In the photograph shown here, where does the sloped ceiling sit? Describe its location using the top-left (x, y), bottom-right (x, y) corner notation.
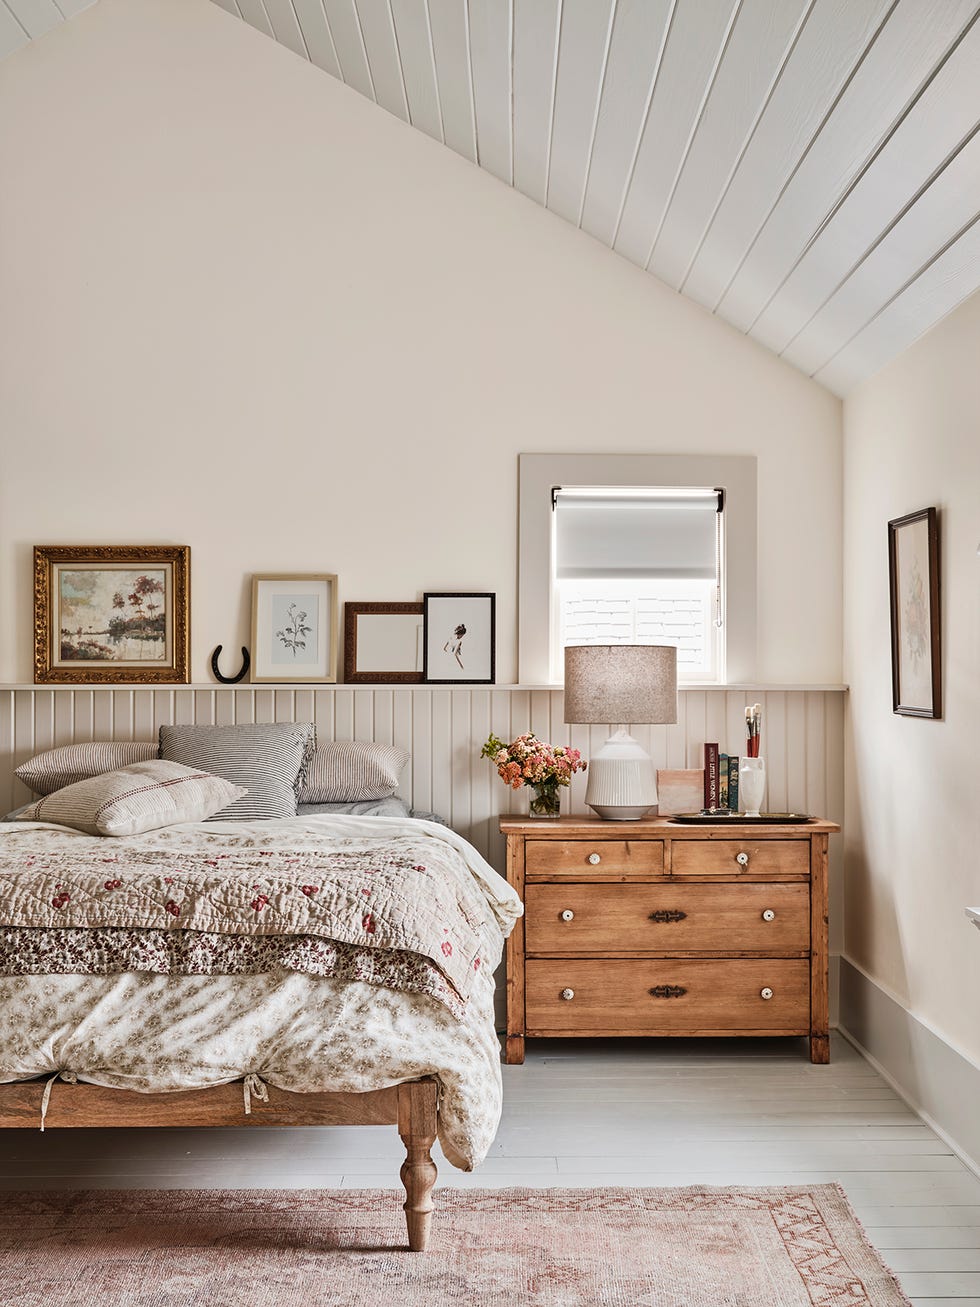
top-left (0, 0), bottom-right (96, 57)
top-left (209, 0), bottom-right (980, 396)
top-left (4, 0), bottom-right (976, 395)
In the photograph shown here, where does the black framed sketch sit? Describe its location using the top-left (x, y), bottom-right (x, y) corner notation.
top-left (423, 593), bottom-right (495, 684)
top-left (888, 507), bottom-right (941, 718)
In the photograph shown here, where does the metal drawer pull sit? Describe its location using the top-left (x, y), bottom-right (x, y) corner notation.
top-left (736, 852), bottom-right (749, 867)
top-left (560, 909), bottom-right (575, 922)
top-left (649, 909), bottom-right (687, 923)
top-left (587, 852), bottom-right (602, 865)
top-left (762, 909), bottom-right (775, 922)
top-left (760, 987), bottom-right (774, 1000)
top-left (649, 985), bottom-right (687, 999)
top-left (560, 988), bottom-right (575, 1001)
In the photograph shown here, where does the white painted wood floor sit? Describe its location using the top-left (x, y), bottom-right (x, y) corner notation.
top-left (2, 1033), bottom-right (978, 1306)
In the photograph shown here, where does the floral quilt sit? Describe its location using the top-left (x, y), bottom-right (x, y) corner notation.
top-left (0, 815), bottom-right (523, 1168)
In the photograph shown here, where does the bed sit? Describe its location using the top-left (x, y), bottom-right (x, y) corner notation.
top-left (0, 803), bottom-right (522, 1251)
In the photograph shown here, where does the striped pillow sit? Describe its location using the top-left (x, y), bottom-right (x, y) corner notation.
top-left (15, 742), bottom-right (159, 796)
top-left (15, 761), bottom-right (246, 837)
top-left (159, 723), bottom-right (316, 820)
top-left (299, 741), bottom-right (409, 804)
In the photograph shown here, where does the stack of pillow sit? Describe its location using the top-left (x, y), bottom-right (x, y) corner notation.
top-left (11, 727), bottom-right (411, 838)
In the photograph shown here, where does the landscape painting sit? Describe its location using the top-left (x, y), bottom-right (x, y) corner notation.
top-left (59, 568), bottom-right (169, 663)
top-left (34, 546), bottom-right (190, 684)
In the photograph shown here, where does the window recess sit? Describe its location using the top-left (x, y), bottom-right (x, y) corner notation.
top-left (551, 487), bottom-right (725, 684)
top-left (518, 454), bottom-right (756, 686)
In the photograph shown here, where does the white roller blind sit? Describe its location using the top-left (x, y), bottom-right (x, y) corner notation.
top-left (554, 489), bottom-right (721, 580)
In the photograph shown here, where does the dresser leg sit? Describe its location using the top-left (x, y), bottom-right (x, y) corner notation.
top-left (809, 1034), bottom-right (830, 1064)
top-left (505, 1034), bottom-right (525, 1065)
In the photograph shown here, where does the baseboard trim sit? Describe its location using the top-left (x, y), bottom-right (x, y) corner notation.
top-left (837, 956), bottom-right (980, 1180)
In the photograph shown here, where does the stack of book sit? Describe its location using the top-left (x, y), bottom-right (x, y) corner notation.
top-left (703, 743), bottom-right (739, 811)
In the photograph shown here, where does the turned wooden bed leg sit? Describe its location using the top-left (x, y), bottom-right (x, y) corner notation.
top-left (397, 1079), bottom-right (438, 1252)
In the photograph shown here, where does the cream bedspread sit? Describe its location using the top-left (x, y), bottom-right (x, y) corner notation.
top-left (0, 816), bottom-right (522, 1169)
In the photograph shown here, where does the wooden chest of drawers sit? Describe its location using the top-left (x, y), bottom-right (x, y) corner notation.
top-left (501, 815), bottom-right (838, 1065)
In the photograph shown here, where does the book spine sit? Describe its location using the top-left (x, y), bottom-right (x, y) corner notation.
top-left (728, 755), bottom-right (740, 811)
top-left (719, 753), bottom-right (729, 808)
top-left (703, 743), bottom-right (719, 809)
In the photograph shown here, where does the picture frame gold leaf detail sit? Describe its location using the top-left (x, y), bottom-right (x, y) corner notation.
top-left (34, 545), bottom-right (190, 684)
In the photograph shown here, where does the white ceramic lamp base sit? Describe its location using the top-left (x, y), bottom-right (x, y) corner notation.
top-left (585, 729), bottom-right (657, 821)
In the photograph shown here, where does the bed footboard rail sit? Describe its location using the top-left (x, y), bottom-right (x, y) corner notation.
top-left (0, 1076), bottom-right (439, 1251)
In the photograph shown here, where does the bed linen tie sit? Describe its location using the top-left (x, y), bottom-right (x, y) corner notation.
top-left (242, 1073), bottom-right (269, 1116)
top-left (39, 1070), bottom-right (77, 1132)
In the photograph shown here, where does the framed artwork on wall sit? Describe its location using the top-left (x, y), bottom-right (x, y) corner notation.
top-left (423, 592), bottom-right (495, 684)
top-left (250, 574), bottom-right (338, 683)
top-left (343, 602), bottom-right (424, 683)
top-left (888, 507), bottom-right (941, 718)
top-left (34, 545), bottom-right (190, 684)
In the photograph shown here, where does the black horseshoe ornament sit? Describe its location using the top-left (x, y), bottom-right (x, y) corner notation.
top-left (210, 645), bottom-right (250, 684)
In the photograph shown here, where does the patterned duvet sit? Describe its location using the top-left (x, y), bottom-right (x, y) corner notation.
top-left (0, 814), bottom-right (523, 1169)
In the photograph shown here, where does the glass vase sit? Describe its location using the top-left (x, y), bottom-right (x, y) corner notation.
top-left (528, 782), bottom-right (561, 819)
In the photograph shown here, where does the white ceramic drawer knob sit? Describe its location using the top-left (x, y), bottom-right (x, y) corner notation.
top-left (560, 909), bottom-right (575, 922)
top-left (736, 852), bottom-right (749, 867)
top-left (762, 909), bottom-right (775, 922)
top-left (760, 987), bottom-right (774, 1000)
top-left (560, 988), bottom-right (575, 1001)
top-left (587, 852), bottom-right (601, 865)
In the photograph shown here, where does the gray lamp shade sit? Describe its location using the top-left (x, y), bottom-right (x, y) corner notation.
top-left (563, 645), bottom-right (678, 726)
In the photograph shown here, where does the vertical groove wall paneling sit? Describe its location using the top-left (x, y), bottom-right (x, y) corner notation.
top-left (0, 688), bottom-right (843, 892)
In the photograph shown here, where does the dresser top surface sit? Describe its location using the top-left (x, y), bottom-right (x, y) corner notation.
top-left (499, 814), bottom-right (840, 836)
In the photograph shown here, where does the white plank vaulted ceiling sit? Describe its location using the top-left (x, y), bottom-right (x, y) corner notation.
top-left (4, 1), bottom-right (979, 393)
top-left (204, 0), bottom-right (980, 395)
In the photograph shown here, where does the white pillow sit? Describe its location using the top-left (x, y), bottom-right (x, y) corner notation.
top-left (14, 760), bottom-right (247, 837)
top-left (300, 741), bottom-right (409, 803)
top-left (15, 742), bottom-right (159, 795)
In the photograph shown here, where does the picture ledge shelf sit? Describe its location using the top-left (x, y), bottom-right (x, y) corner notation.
top-left (0, 683), bottom-right (849, 693)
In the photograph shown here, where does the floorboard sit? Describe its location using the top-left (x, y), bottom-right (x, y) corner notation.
top-left (2, 1033), bottom-right (978, 1302)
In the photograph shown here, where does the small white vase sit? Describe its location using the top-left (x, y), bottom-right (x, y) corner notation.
top-left (739, 756), bottom-right (766, 817)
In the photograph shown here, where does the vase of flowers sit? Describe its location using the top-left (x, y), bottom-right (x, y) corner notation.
top-left (480, 732), bottom-right (586, 819)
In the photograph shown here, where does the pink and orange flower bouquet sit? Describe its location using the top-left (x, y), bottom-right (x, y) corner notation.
top-left (480, 731), bottom-right (586, 818)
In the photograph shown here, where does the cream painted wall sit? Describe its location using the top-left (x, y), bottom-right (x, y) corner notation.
top-left (843, 289), bottom-right (980, 1064)
top-left (0, 0), bottom-right (842, 685)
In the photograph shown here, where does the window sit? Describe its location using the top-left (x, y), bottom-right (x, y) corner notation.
top-left (551, 487), bottom-right (724, 683)
top-left (518, 454), bottom-right (757, 685)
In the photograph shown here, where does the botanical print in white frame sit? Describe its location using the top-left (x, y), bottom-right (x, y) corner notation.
top-left (250, 574), bottom-right (338, 683)
top-left (423, 593), bottom-right (495, 684)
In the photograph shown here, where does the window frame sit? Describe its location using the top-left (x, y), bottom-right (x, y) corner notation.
top-left (518, 453), bottom-right (758, 685)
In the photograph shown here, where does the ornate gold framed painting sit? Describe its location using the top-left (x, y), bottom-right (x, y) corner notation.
top-left (34, 545), bottom-right (190, 684)
top-left (888, 507), bottom-right (941, 718)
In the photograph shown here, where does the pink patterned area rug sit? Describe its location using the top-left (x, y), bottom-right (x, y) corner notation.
top-left (0, 1186), bottom-right (910, 1307)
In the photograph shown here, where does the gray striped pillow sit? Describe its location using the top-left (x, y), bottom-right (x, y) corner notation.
top-left (299, 741), bottom-right (409, 804)
top-left (159, 723), bottom-right (316, 820)
top-left (15, 742), bottom-right (159, 796)
top-left (15, 760), bottom-right (246, 836)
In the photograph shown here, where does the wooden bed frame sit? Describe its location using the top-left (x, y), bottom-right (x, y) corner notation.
top-left (0, 1075), bottom-right (440, 1252)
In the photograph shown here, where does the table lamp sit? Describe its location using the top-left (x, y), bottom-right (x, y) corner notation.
top-left (563, 644), bottom-right (678, 820)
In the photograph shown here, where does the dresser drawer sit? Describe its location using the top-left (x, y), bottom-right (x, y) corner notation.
top-left (526, 958), bottom-right (810, 1033)
top-left (525, 882), bottom-right (810, 954)
top-left (670, 839), bottom-right (809, 878)
top-left (525, 839), bottom-right (664, 880)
